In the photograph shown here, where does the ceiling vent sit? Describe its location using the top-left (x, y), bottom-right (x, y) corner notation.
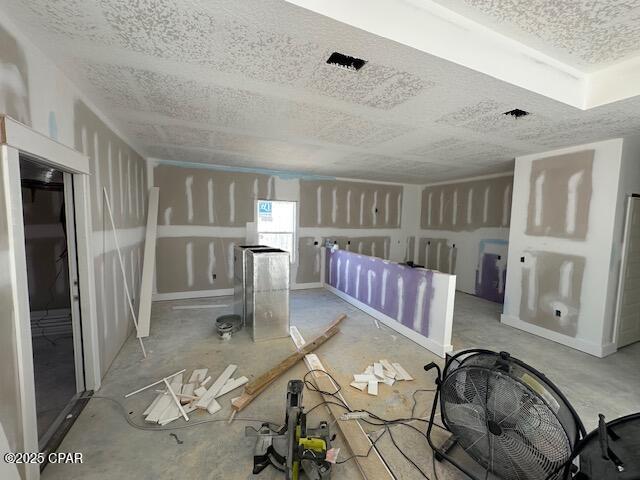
top-left (326, 52), bottom-right (367, 71)
top-left (503, 108), bottom-right (530, 118)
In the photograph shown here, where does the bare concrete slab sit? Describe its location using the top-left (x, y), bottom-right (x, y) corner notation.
top-left (42, 290), bottom-right (640, 480)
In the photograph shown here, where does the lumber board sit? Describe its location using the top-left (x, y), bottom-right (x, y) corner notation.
top-left (137, 186), bottom-right (159, 338)
top-left (391, 363), bottom-right (413, 381)
top-left (244, 314), bottom-right (346, 395)
top-left (188, 368), bottom-right (208, 384)
top-left (215, 376), bottom-right (248, 398)
top-left (145, 395), bottom-right (172, 423)
top-left (103, 188), bottom-right (146, 357)
top-left (124, 369), bottom-right (186, 398)
top-left (196, 365), bottom-right (237, 410)
top-left (143, 393), bottom-right (165, 416)
top-left (304, 354), bottom-right (394, 480)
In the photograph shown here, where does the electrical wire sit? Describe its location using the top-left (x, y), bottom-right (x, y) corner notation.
top-left (85, 370), bottom-right (447, 479)
top-left (301, 369), bottom-right (449, 479)
top-left (83, 395), bottom-right (280, 432)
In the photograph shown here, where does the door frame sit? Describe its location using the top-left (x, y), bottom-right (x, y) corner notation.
top-left (613, 194), bottom-right (640, 347)
top-left (1, 115), bottom-right (99, 480)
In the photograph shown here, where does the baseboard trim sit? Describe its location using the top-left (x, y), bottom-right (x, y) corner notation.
top-left (500, 314), bottom-right (616, 358)
top-left (153, 289), bottom-right (234, 301)
top-left (153, 283), bottom-right (322, 301)
top-left (325, 285), bottom-right (451, 358)
top-left (291, 282), bottom-right (323, 290)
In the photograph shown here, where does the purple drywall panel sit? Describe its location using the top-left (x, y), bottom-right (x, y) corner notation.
top-left (326, 249), bottom-right (434, 337)
top-left (475, 253), bottom-right (504, 303)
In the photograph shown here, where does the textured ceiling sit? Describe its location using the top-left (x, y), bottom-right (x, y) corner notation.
top-left (431, 0), bottom-right (640, 71)
top-left (2, 0), bottom-right (640, 184)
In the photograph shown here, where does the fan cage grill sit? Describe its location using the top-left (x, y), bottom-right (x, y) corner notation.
top-left (440, 352), bottom-right (578, 480)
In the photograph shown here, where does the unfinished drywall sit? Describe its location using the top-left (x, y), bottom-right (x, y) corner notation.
top-left (0, 10), bottom-right (148, 462)
top-left (417, 237), bottom-right (457, 274)
top-left (526, 150), bottom-right (594, 239)
top-left (420, 175), bottom-right (512, 231)
top-left (300, 179), bottom-right (402, 228)
top-left (503, 138), bottom-right (626, 357)
top-left (73, 100), bottom-right (147, 375)
top-left (154, 165), bottom-right (274, 227)
top-left (0, 23), bottom-right (30, 125)
top-left (155, 237), bottom-right (243, 293)
top-left (520, 251), bottom-right (585, 337)
top-left (151, 161), bottom-right (415, 298)
top-left (326, 249), bottom-right (435, 336)
top-left (296, 236), bottom-right (391, 284)
top-left (324, 247), bottom-right (455, 356)
top-left (415, 173), bottom-right (513, 302)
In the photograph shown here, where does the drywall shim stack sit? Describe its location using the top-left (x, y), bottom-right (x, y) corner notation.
top-left (350, 359), bottom-right (413, 396)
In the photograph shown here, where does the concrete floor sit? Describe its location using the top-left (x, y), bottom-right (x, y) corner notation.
top-left (43, 290), bottom-right (640, 480)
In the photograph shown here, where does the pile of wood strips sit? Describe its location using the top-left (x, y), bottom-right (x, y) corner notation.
top-left (130, 366), bottom-right (248, 426)
top-left (350, 359), bottom-right (413, 396)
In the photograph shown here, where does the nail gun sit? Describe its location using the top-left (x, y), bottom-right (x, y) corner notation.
top-left (245, 380), bottom-right (334, 479)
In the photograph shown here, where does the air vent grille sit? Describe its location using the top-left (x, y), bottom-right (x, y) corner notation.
top-left (503, 108), bottom-right (530, 118)
top-left (326, 52), bottom-right (367, 71)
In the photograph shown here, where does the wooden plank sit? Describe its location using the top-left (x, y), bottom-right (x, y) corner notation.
top-left (124, 369), bottom-right (186, 398)
top-left (244, 314), bottom-right (346, 395)
top-left (164, 378), bottom-right (189, 421)
top-left (137, 186), bottom-right (159, 338)
top-left (103, 188), bottom-right (146, 356)
top-left (158, 402), bottom-right (199, 426)
top-left (392, 363), bottom-right (414, 381)
top-left (188, 368), bottom-right (208, 384)
top-left (367, 380), bottom-right (378, 396)
top-left (379, 360), bottom-right (397, 378)
top-left (143, 393), bottom-right (165, 416)
top-left (145, 395), bottom-right (172, 423)
top-left (290, 326), bottom-right (306, 350)
top-left (195, 365), bottom-right (237, 410)
top-left (194, 386), bottom-right (207, 397)
top-left (373, 363), bottom-right (384, 379)
top-left (232, 314), bottom-right (347, 415)
top-left (354, 374), bottom-right (378, 383)
top-left (215, 376), bottom-right (249, 398)
top-left (304, 354), bottom-right (393, 480)
top-left (350, 382), bottom-right (367, 391)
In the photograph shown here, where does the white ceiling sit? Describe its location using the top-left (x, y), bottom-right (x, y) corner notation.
top-left (3, 0), bottom-right (640, 184)
top-left (431, 0), bottom-right (640, 71)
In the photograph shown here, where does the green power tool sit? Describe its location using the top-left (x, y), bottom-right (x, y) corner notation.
top-left (246, 380), bottom-right (333, 480)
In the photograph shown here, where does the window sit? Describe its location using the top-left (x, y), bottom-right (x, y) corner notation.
top-left (256, 200), bottom-right (297, 263)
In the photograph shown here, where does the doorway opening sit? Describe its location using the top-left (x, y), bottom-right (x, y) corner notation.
top-left (19, 157), bottom-right (86, 450)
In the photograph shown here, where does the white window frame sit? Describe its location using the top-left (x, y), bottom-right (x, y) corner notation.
top-left (255, 199), bottom-right (298, 264)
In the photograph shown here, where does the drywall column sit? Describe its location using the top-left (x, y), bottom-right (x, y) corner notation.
top-left (502, 139), bottom-right (624, 357)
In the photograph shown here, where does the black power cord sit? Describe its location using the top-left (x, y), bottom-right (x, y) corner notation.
top-left (301, 369), bottom-right (448, 479)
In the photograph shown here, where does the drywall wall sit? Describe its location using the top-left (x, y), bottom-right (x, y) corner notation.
top-left (414, 173), bottom-right (512, 302)
top-left (325, 248), bottom-right (455, 356)
top-left (150, 161), bottom-right (417, 299)
top-left (502, 139), bottom-right (625, 357)
top-left (0, 10), bottom-right (147, 462)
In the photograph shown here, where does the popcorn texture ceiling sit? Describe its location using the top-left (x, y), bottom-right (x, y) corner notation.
top-left (2, 0), bottom-right (640, 183)
top-left (431, 0), bottom-right (640, 71)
